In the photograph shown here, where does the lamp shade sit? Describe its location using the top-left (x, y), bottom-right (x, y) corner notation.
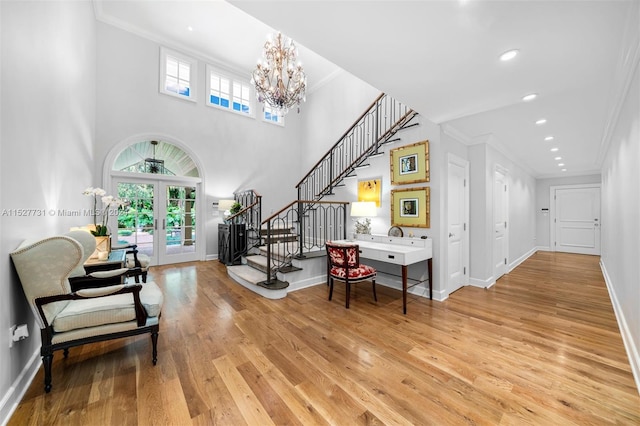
top-left (217, 199), bottom-right (235, 211)
top-left (350, 201), bottom-right (377, 217)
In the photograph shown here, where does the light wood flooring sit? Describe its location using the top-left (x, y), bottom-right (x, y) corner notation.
top-left (9, 251), bottom-right (640, 425)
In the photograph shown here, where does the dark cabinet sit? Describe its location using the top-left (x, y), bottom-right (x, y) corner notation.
top-left (218, 223), bottom-right (246, 265)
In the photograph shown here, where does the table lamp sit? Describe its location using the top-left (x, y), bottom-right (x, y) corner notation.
top-left (350, 201), bottom-right (377, 236)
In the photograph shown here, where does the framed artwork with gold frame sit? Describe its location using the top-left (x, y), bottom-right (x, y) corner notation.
top-left (391, 186), bottom-right (430, 228)
top-left (357, 178), bottom-right (381, 207)
top-left (390, 140), bottom-right (429, 185)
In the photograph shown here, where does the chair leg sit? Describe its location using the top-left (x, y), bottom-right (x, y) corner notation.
top-left (134, 274), bottom-right (140, 283)
top-left (42, 353), bottom-right (53, 393)
top-left (345, 280), bottom-right (351, 309)
top-left (372, 278), bottom-right (377, 302)
top-left (63, 348), bottom-right (69, 358)
top-left (328, 277), bottom-right (334, 301)
top-left (142, 271), bottom-right (148, 283)
top-left (151, 330), bottom-right (159, 365)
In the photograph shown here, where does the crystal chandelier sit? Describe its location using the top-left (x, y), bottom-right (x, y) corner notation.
top-left (251, 32), bottom-right (307, 116)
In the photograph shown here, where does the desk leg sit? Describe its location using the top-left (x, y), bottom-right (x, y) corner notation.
top-left (402, 265), bottom-right (408, 314)
top-left (428, 258), bottom-right (433, 300)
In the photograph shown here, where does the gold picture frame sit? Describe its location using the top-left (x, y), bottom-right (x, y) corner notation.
top-left (390, 140), bottom-right (430, 185)
top-left (357, 178), bottom-right (381, 207)
top-left (391, 186), bottom-right (430, 228)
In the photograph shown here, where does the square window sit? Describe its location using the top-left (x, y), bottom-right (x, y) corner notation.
top-left (159, 48), bottom-right (197, 102)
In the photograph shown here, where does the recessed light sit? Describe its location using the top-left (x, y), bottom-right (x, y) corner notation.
top-left (561, 169), bottom-right (567, 172)
top-left (545, 136), bottom-right (554, 141)
top-left (554, 157), bottom-right (562, 160)
top-left (522, 93), bottom-right (537, 102)
top-left (558, 163), bottom-right (565, 167)
top-left (500, 49), bottom-right (519, 61)
top-left (536, 119), bottom-right (547, 125)
top-left (187, 26), bottom-right (194, 32)
top-left (550, 147), bottom-right (559, 152)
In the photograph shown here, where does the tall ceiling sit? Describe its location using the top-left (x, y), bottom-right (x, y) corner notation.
top-left (95, 0), bottom-right (637, 178)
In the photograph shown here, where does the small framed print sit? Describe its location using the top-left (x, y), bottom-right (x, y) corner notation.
top-left (390, 140), bottom-right (429, 185)
top-left (391, 186), bottom-right (430, 228)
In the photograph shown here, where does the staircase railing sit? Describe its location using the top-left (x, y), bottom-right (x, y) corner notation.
top-left (227, 189), bottom-right (262, 251)
top-left (260, 200), bottom-right (348, 285)
top-left (296, 93), bottom-right (418, 201)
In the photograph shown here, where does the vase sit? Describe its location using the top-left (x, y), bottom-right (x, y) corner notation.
top-left (92, 235), bottom-right (111, 259)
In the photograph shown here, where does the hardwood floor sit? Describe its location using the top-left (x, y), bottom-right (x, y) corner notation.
top-left (9, 251), bottom-right (640, 425)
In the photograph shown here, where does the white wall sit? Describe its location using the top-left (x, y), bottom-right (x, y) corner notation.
top-left (95, 22), bottom-right (306, 258)
top-left (535, 174), bottom-right (601, 250)
top-left (600, 55), bottom-right (640, 390)
top-left (0, 1), bottom-right (96, 421)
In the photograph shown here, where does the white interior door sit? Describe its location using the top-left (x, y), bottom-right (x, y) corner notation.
top-left (494, 168), bottom-right (508, 280)
top-left (553, 186), bottom-right (601, 255)
top-left (447, 155), bottom-right (468, 295)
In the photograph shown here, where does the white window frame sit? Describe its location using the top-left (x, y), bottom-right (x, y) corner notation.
top-left (159, 47), bottom-right (197, 102)
top-left (261, 104), bottom-right (285, 127)
top-left (206, 65), bottom-right (254, 118)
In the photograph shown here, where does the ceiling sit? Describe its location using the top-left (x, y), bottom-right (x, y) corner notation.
top-left (95, 0), bottom-right (636, 178)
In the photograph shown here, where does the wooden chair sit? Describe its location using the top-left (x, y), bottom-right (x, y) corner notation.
top-left (112, 243), bottom-right (150, 283)
top-left (326, 242), bottom-right (377, 309)
top-left (10, 230), bottom-right (163, 393)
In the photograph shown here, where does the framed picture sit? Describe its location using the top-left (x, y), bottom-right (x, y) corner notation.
top-left (390, 140), bottom-right (429, 185)
top-left (357, 178), bottom-right (381, 207)
top-left (391, 186), bottom-right (430, 228)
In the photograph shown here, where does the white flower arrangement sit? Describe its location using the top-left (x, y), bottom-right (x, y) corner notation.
top-left (83, 187), bottom-right (126, 236)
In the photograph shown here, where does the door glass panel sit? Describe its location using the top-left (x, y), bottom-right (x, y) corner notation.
top-left (165, 185), bottom-right (196, 255)
top-left (117, 183), bottom-right (155, 257)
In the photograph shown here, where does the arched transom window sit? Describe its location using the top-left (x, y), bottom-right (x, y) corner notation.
top-left (113, 140), bottom-right (199, 177)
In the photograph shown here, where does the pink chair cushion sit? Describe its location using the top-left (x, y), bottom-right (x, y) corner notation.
top-left (330, 264), bottom-right (377, 281)
top-left (327, 244), bottom-right (358, 267)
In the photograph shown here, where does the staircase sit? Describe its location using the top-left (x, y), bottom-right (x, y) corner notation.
top-left (226, 93), bottom-right (418, 297)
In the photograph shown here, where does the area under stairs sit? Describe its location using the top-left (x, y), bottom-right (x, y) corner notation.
top-left (227, 226), bottom-right (327, 299)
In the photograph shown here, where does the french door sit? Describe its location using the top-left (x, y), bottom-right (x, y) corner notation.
top-left (112, 176), bottom-right (200, 265)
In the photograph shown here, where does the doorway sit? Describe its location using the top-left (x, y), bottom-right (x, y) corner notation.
top-left (447, 154), bottom-right (469, 295)
top-left (106, 137), bottom-right (204, 266)
top-left (494, 167), bottom-right (509, 280)
top-left (550, 184), bottom-right (601, 255)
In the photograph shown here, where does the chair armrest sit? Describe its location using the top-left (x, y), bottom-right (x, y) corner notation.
top-left (35, 284), bottom-right (147, 328)
top-left (88, 268), bottom-right (129, 279)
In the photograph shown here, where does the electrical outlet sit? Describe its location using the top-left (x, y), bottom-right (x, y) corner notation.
top-left (9, 325), bottom-right (16, 348)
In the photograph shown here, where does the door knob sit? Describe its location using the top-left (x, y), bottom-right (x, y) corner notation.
top-left (449, 233), bottom-right (454, 238)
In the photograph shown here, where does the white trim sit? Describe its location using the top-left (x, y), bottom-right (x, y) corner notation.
top-left (469, 276), bottom-right (496, 289)
top-left (600, 259), bottom-right (640, 394)
top-left (508, 247), bottom-right (537, 273)
top-left (549, 183), bottom-right (601, 253)
top-left (0, 349), bottom-right (40, 426)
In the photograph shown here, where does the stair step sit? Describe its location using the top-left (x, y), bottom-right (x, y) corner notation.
top-left (246, 254), bottom-right (268, 273)
top-left (226, 264), bottom-right (289, 299)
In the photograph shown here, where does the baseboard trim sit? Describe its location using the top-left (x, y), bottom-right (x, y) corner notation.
top-left (469, 277), bottom-right (496, 289)
top-left (600, 259), bottom-right (640, 395)
top-left (0, 348), bottom-right (40, 426)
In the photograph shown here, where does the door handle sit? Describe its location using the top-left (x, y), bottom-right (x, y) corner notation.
top-left (154, 219), bottom-right (157, 230)
top-left (449, 233), bottom-right (454, 238)
top-left (162, 219), bottom-right (166, 230)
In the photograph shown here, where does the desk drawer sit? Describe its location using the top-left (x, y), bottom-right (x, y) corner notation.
top-left (359, 247), bottom-right (406, 265)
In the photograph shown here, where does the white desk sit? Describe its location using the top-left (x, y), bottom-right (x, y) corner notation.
top-left (337, 234), bottom-right (433, 314)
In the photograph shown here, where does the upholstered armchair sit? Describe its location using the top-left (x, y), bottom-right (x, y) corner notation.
top-left (112, 243), bottom-right (150, 283)
top-left (10, 230), bottom-right (163, 393)
top-left (326, 242), bottom-right (377, 309)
